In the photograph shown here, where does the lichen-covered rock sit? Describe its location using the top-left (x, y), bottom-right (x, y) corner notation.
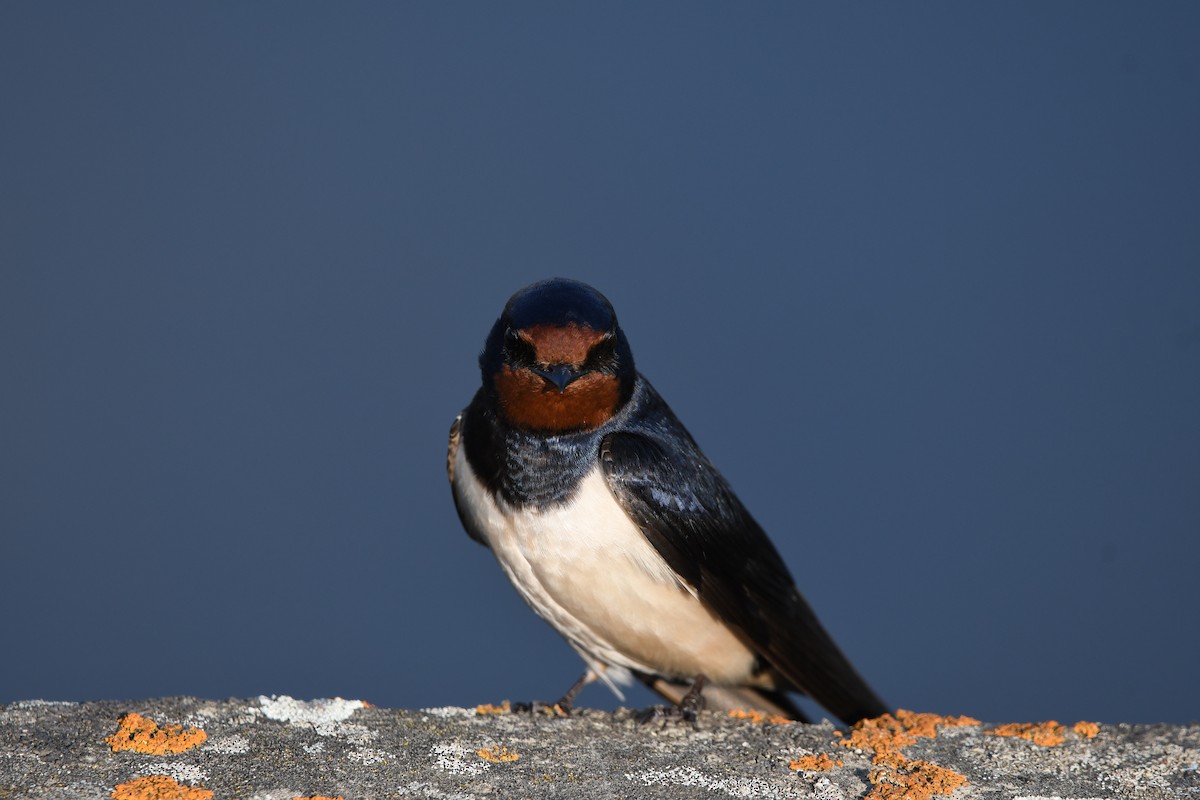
top-left (1, 697), bottom-right (1197, 799)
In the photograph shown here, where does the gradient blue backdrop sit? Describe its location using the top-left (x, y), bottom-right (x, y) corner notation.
top-left (2, 3), bottom-right (1198, 724)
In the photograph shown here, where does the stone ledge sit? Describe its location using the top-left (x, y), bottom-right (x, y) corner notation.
top-left (1, 696), bottom-right (1197, 799)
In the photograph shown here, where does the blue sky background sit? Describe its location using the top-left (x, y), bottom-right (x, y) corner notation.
top-left (2, 3), bottom-right (1197, 724)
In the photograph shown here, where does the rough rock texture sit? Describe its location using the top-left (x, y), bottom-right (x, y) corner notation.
top-left (1, 696), bottom-right (1197, 799)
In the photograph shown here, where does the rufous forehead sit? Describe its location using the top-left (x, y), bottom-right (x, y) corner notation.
top-left (519, 324), bottom-right (607, 365)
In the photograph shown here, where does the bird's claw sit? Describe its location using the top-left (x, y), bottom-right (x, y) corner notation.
top-left (635, 701), bottom-right (702, 729)
top-left (511, 700), bottom-right (571, 717)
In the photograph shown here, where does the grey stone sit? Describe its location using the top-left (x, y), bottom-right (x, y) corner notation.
top-left (1, 697), bottom-right (1197, 799)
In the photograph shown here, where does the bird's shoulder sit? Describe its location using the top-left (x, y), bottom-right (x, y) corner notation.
top-left (599, 378), bottom-right (794, 597)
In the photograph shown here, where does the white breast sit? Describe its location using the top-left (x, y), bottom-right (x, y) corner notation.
top-left (452, 441), bottom-right (758, 694)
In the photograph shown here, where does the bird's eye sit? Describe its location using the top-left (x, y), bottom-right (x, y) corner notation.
top-left (583, 333), bottom-right (617, 373)
top-left (504, 328), bottom-right (537, 367)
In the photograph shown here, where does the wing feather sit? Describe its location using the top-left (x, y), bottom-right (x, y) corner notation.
top-left (600, 429), bottom-right (887, 724)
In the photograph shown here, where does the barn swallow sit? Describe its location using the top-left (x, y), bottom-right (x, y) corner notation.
top-left (448, 278), bottom-right (888, 724)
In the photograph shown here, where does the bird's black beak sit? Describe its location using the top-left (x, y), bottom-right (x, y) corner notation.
top-left (531, 364), bottom-right (581, 393)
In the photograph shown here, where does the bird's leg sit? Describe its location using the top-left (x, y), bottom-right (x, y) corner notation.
top-left (678, 674), bottom-right (708, 724)
top-left (553, 671), bottom-right (590, 715)
top-left (512, 670), bottom-right (592, 717)
top-left (637, 674), bottom-right (708, 727)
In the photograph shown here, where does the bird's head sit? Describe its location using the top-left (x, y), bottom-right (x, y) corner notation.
top-left (479, 278), bottom-right (636, 433)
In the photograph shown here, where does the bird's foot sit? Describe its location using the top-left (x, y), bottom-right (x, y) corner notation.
top-left (511, 700), bottom-right (571, 717)
top-left (510, 671), bottom-right (590, 718)
top-left (636, 674), bottom-right (707, 728)
top-left (634, 704), bottom-right (675, 725)
top-left (634, 701), bottom-right (702, 728)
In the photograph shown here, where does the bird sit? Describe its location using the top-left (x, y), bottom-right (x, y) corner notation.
top-left (447, 278), bottom-right (888, 724)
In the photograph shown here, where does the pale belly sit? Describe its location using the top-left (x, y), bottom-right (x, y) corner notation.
top-left (453, 444), bottom-right (758, 687)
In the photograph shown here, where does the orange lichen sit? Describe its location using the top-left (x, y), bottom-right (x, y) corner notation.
top-left (837, 711), bottom-right (976, 800)
top-left (106, 713), bottom-right (208, 755)
top-left (477, 745), bottom-right (520, 763)
top-left (475, 702), bottom-right (511, 716)
top-left (839, 710), bottom-right (979, 757)
top-left (895, 710), bottom-right (980, 738)
top-left (110, 775), bottom-right (213, 800)
top-left (788, 753), bottom-right (843, 771)
top-left (729, 708), bottom-right (792, 725)
top-left (1073, 720), bottom-right (1100, 739)
top-left (990, 721), bottom-right (1067, 747)
top-left (866, 754), bottom-right (969, 800)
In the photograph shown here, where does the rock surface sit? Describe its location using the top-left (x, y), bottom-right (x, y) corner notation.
top-left (1, 696), bottom-right (1197, 799)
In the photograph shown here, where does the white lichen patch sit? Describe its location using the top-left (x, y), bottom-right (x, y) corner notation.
top-left (256, 695), bottom-right (374, 740)
top-left (335, 722), bottom-right (377, 744)
top-left (228, 706), bottom-right (264, 726)
top-left (206, 734), bottom-right (250, 754)
top-left (258, 695), bottom-right (365, 725)
top-left (137, 762), bottom-right (209, 784)
top-left (348, 747), bottom-right (390, 765)
top-left (181, 713), bottom-right (210, 729)
top-left (626, 766), bottom-right (800, 799)
top-left (1104, 763), bottom-right (1174, 794)
top-left (9, 700), bottom-right (78, 709)
top-left (430, 742), bottom-right (488, 776)
top-left (811, 776), bottom-right (849, 800)
top-left (420, 706), bottom-right (476, 718)
top-left (303, 741), bottom-right (325, 755)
